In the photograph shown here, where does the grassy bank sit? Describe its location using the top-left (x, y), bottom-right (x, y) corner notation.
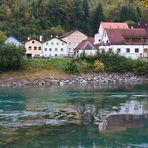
top-left (0, 58), bottom-right (71, 81)
top-left (0, 53), bottom-right (148, 81)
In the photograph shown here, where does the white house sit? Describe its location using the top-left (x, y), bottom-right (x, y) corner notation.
top-left (43, 37), bottom-right (68, 58)
top-left (74, 37), bottom-right (98, 57)
top-left (99, 28), bottom-right (148, 59)
top-left (94, 22), bottom-right (129, 45)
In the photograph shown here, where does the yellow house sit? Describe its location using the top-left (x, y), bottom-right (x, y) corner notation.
top-left (25, 39), bottom-right (43, 58)
top-left (61, 30), bottom-right (87, 57)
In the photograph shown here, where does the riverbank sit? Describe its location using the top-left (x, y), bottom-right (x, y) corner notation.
top-left (0, 72), bottom-right (147, 87)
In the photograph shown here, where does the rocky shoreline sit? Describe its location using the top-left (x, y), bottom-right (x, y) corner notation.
top-left (0, 73), bottom-right (147, 88)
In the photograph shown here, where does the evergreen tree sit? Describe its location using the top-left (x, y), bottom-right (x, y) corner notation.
top-left (93, 3), bottom-right (105, 34)
top-left (82, 0), bottom-right (89, 33)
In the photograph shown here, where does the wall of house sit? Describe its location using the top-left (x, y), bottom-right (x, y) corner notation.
top-left (99, 45), bottom-right (148, 59)
top-left (94, 25), bottom-right (103, 44)
top-left (43, 38), bottom-right (68, 58)
top-left (61, 31), bottom-right (87, 56)
top-left (75, 49), bottom-right (97, 57)
top-left (25, 40), bottom-right (43, 58)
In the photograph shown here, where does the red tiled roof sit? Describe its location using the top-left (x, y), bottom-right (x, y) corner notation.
top-left (129, 23), bottom-right (148, 33)
top-left (74, 37), bottom-right (97, 51)
top-left (101, 22), bottom-right (129, 29)
top-left (105, 28), bottom-right (148, 45)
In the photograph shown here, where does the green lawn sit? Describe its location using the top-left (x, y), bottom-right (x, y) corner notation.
top-left (23, 58), bottom-right (71, 72)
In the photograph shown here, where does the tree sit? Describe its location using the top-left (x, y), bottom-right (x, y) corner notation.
top-left (0, 44), bottom-right (25, 71)
top-left (82, 0), bottom-right (89, 33)
top-left (119, 4), bottom-right (138, 22)
top-left (0, 31), bottom-right (7, 44)
top-left (93, 3), bottom-right (105, 34)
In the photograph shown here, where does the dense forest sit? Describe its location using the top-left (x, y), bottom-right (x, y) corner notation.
top-left (0, 0), bottom-right (148, 41)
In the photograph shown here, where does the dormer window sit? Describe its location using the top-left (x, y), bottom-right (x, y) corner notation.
top-left (32, 41), bottom-right (35, 44)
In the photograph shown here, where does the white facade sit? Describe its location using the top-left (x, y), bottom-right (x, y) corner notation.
top-left (75, 49), bottom-right (97, 57)
top-left (99, 45), bottom-right (148, 59)
top-left (94, 25), bottom-right (104, 44)
top-left (43, 38), bottom-right (68, 58)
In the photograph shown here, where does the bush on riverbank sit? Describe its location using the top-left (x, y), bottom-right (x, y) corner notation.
top-left (0, 44), bottom-right (25, 71)
top-left (64, 51), bottom-right (147, 75)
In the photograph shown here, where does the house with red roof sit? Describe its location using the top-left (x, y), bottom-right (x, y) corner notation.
top-left (99, 28), bottom-right (148, 59)
top-left (94, 22), bottom-right (129, 45)
top-left (74, 37), bottom-right (98, 57)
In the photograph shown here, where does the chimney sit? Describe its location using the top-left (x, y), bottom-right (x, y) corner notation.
top-left (51, 35), bottom-right (53, 38)
top-left (131, 26), bottom-right (134, 29)
top-left (56, 36), bottom-right (59, 38)
top-left (28, 36), bottom-right (31, 40)
top-left (39, 35), bottom-right (43, 42)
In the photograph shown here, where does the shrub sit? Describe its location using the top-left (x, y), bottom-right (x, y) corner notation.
top-left (96, 51), bottom-right (129, 73)
top-left (64, 59), bottom-right (79, 74)
top-left (133, 60), bottom-right (148, 75)
top-left (94, 59), bottom-right (105, 72)
top-left (0, 44), bottom-right (25, 71)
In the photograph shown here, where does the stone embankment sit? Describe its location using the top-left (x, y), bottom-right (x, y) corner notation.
top-left (0, 73), bottom-right (147, 87)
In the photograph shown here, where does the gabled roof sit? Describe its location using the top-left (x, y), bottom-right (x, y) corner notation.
top-left (24, 39), bottom-right (42, 44)
top-left (105, 28), bottom-right (148, 45)
top-left (74, 37), bottom-right (97, 51)
top-left (5, 36), bottom-right (23, 46)
top-left (60, 29), bottom-right (87, 38)
top-left (43, 37), bottom-right (67, 44)
top-left (100, 22), bottom-right (129, 29)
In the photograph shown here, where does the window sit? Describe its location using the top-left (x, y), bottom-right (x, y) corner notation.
top-left (69, 42), bottom-right (71, 45)
top-left (34, 47), bottom-right (37, 50)
top-left (57, 42), bottom-right (59, 45)
top-left (51, 42), bottom-right (54, 45)
top-left (126, 48), bottom-right (130, 53)
top-left (144, 48), bottom-right (148, 53)
top-left (62, 42), bottom-right (64, 45)
top-left (55, 54), bottom-right (58, 57)
top-left (32, 41), bottom-right (35, 44)
top-left (38, 47), bottom-right (41, 50)
top-left (29, 46), bottom-right (32, 50)
top-left (69, 48), bottom-right (71, 51)
top-left (117, 48), bottom-right (121, 53)
top-left (45, 48), bottom-right (47, 51)
top-left (135, 48), bottom-right (139, 53)
top-left (55, 48), bottom-right (58, 51)
top-left (49, 48), bottom-right (52, 51)
top-left (61, 48), bottom-right (63, 51)
top-left (46, 42), bottom-right (48, 45)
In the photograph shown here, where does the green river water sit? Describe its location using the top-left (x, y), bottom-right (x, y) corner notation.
top-left (0, 84), bottom-right (147, 148)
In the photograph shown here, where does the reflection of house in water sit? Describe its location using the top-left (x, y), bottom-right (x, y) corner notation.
top-left (94, 100), bottom-right (148, 133)
top-left (112, 100), bottom-right (148, 116)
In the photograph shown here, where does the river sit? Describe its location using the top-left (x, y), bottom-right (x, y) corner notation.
top-left (0, 84), bottom-right (148, 148)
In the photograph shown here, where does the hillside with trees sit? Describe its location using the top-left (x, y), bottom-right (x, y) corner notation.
top-left (0, 0), bottom-right (148, 41)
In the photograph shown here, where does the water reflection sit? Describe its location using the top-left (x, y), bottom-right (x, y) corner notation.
top-left (0, 84), bottom-right (147, 147)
